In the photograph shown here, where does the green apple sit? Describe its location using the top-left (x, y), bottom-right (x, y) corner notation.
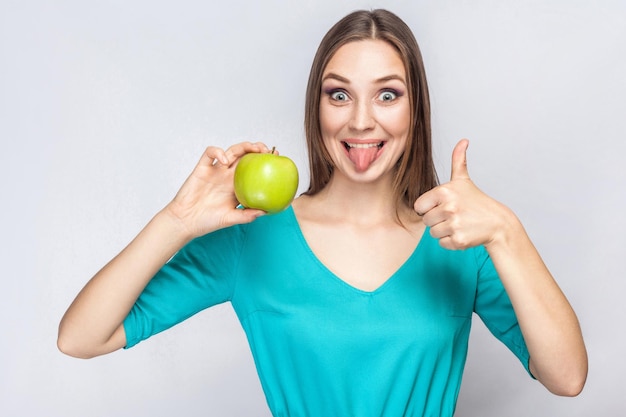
top-left (234, 147), bottom-right (299, 214)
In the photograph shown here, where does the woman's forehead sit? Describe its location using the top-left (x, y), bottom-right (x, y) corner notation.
top-left (322, 40), bottom-right (406, 83)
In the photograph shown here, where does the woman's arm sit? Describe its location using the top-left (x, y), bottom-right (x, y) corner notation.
top-left (57, 209), bottom-right (192, 358)
top-left (414, 139), bottom-right (588, 396)
top-left (58, 142), bottom-right (268, 359)
top-left (484, 209), bottom-right (587, 396)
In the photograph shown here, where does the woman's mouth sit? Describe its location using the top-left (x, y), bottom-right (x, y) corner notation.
top-left (342, 140), bottom-right (385, 172)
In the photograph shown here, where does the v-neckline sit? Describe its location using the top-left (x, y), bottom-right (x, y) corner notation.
top-left (285, 205), bottom-right (428, 295)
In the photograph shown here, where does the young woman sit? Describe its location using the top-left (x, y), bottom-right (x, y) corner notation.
top-left (58, 9), bottom-right (587, 416)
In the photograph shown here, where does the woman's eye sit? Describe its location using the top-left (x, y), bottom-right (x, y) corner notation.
top-left (378, 90), bottom-right (398, 102)
top-left (330, 90), bottom-right (349, 101)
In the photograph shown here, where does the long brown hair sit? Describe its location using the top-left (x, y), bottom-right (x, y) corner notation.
top-left (303, 9), bottom-right (439, 209)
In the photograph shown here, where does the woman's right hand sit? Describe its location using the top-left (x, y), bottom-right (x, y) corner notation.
top-left (165, 141), bottom-right (270, 239)
top-left (57, 141), bottom-right (270, 358)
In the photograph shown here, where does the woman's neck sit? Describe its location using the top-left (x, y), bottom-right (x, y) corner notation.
top-left (297, 170), bottom-right (416, 227)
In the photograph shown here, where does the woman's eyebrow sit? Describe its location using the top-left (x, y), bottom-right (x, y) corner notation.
top-left (322, 72), bottom-right (350, 83)
top-left (321, 73), bottom-right (406, 85)
top-left (375, 74), bottom-right (406, 85)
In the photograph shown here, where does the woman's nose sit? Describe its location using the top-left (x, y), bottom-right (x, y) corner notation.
top-left (348, 100), bottom-right (375, 131)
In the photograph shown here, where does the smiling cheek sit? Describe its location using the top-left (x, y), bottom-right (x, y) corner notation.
top-left (319, 105), bottom-right (349, 156)
top-left (319, 104), bottom-right (347, 137)
top-left (376, 106), bottom-right (410, 138)
top-left (377, 107), bottom-right (411, 164)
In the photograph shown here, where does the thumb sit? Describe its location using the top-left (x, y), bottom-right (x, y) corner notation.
top-left (224, 207), bottom-right (266, 227)
top-left (450, 139), bottom-right (470, 181)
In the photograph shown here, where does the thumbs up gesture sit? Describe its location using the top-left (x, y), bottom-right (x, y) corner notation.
top-left (414, 139), bottom-right (512, 250)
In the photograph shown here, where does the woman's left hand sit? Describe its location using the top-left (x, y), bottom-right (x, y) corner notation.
top-left (414, 139), bottom-right (513, 250)
top-left (417, 139), bottom-right (588, 394)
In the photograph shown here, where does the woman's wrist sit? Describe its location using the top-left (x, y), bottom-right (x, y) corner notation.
top-left (153, 205), bottom-right (197, 248)
top-left (483, 203), bottom-right (525, 254)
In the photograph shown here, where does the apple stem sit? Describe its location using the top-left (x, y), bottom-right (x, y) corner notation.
top-left (271, 146), bottom-right (276, 155)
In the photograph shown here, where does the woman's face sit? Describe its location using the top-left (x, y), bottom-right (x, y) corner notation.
top-left (319, 39), bottom-right (410, 184)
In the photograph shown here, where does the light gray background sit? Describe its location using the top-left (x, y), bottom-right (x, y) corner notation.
top-left (1, 0), bottom-right (624, 415)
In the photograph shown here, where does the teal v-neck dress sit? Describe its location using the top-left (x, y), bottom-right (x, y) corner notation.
top-left (124, 206), bottom-right (531, 416)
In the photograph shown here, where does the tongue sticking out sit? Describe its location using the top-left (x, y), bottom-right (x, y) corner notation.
top-left (347, 145), bottom-right (380, 172)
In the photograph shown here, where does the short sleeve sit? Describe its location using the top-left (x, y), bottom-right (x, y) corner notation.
top-left (123, 224), bottom-right (246, 348)
top-left (473, 247), bottom-right (534, 377)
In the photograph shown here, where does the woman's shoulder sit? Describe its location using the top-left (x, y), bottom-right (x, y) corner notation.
top-left (290, 194), bottom-right (320, 223)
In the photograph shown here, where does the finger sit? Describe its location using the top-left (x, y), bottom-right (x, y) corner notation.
top-left (450, 139), bottom-right (470, 181)
top-left (428, 221), bottom-right (466, 250)
top-left (437, 235), bottom-right (459, 251)
top-left (414, 186), bottom-right (447, 217)
top-left (201, 146), bottom-right (229, 167)
top-left (419, 204), bottom-right (448, 228)
top-left (433, 231), bottom-right (471, 251)
top-left (225, 142), bottom-right (270, 165)
top-left (248, 141), bottom-right (270, 153)
top-left (223, 207), bottom-right (266, 227)
top-left (428, 221), bottom-right (452, 240)
top-left (414, 191), bottom-right (435, 217)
